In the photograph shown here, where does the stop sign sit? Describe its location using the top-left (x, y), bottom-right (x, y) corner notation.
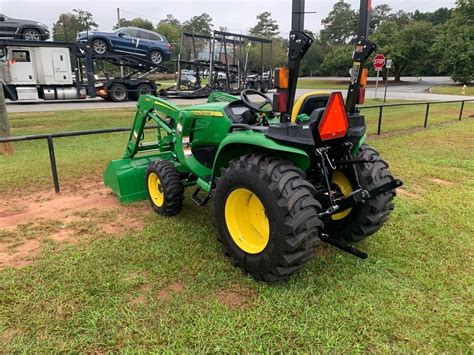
top-left (373, 54), bottom-right (386, 71)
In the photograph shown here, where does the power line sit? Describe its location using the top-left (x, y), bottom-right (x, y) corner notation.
top-left (120, 9), bottom-right (163, 22)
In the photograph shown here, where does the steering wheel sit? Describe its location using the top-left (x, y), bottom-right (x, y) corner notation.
top-left (240, 89), bottom-right (273, 113)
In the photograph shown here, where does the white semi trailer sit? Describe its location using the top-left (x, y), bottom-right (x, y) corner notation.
top-left (0, 39), bottom-right (161, 102)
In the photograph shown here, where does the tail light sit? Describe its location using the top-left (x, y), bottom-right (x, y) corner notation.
top-left (274, 67), bottom-right (289, 89)
top-left (273, 92), bottom-right (288, 113)
top-left (318, 92), bottom-right (348, 141)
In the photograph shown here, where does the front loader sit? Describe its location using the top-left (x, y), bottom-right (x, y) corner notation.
top-left (104, 0), bottom-right (402, 281)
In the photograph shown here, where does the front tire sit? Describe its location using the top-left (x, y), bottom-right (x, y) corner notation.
top-left (146, 160), bottom-right (184, 216)
top-left (214, 154), bottom-right (324, 282)
top-left (327, 144), bottom-right (396, 244)
top-left (91, 38), bottom-right (108, 55)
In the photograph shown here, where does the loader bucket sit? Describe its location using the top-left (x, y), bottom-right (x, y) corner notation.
top-left (103, 153), bottom-right (172, 204)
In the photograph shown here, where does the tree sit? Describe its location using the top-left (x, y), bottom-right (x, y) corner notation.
top-left (156, 22), bottom-right (181, 46)
top-left (320, 0), bottom-right (357, 44)
top-left (249, 12), bottom-right (280, 38)
top-left (156, 15), bottom-right (182, 46)
top-left (53, 9), bottom-right (97, 42)
top-left (373, 20), bottom-right (437, 80)
top-left (320, 45), bottom-right (354, 76)
top-left (159, 14), bottom-right (181, 28)
top-left (300, 33), bottom-right (329, 76)
top-left (114, 17), bottom-right (154, 31)
top-left (370, 4), bottom-right (392, 34)
top-left (183, 13), bottom-right (213, 35)
top-left (413, 7), bottom-right (453, 26)
top-left (433, 0), bottom-right (473, 84)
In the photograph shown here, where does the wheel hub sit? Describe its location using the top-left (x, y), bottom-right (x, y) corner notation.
top-left (224, 188), bottom-right (269, 254)
top-left (147, 172), bottom-right (164, 207)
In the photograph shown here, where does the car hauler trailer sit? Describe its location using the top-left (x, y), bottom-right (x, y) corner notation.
top-left (0, 39), bottom-right (166, 102)
top-left (160, 30), bottom-right (273, 98)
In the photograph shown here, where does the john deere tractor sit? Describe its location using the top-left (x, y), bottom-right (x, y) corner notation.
top-left (104, 0), bottom-right (402, 281)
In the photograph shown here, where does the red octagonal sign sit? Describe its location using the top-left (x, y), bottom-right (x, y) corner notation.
top-left (373, 53), bottom-right (386, 71)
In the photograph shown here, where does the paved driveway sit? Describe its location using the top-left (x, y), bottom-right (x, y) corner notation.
top-left (6, 77), bottom-right (473, 113)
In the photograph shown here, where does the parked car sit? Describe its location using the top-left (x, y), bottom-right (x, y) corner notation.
top-left (77, 27), bottom-right (172, 65)
top-left (0, 13), bottom-right (50, 40)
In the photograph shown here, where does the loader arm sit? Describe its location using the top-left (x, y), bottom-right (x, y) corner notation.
top-left (123, 96), bottom-right (181, 159)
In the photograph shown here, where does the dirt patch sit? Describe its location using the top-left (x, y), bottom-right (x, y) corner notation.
top-left (430, 178), bottom-right (454, 186)
top-left (397, 188), bottom-right (420, 199)
top-left (0, 181), bottom-right (150, 269)
top-left (129, 284), bottom-right (152, 305)
top-left (0, 239), bottom-right (41, 268)
top-left (216, 285), bottom-right (257, 309)
top-left (156, 282), bottom-right (184, 301)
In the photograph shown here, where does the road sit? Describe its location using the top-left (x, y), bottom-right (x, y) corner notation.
top-left (6, 77), bottom-right (473, 113)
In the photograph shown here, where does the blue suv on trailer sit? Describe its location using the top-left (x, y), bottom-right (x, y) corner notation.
top-left (77, 27), bottom-right (172, 64)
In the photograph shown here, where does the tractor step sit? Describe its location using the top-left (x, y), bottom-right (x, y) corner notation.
top-left (191, 188), bottom-right (211, 206)
top-left (319, 234), bottom-right (368, 259)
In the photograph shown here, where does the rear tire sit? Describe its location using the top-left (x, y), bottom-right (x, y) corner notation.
top-left (108, 83), bottom-right (128, 102)
top-left (214, 154), bottom-right (324, 282)
top-left (23, 28), bottom-right (41, 41)
top-left (327, 144), bottom-right (396, 243)
top-left (135, 83), bottom-right (153, 100)
top-left (146, 160), bottom-right (184, 216)
top-left (149, 50), bottom-right (163, 64)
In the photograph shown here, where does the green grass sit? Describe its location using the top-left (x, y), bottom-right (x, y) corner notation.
top-left (362, 101), bottom-right (474, 134)
top-left (431, 85), bottom-right (474, 96)
top-left (0, 108), bottom-right (137, 195)
top-left (1, 106), bottom-right (473, 352)
top-left (297, 78), bottom-right (348, 90)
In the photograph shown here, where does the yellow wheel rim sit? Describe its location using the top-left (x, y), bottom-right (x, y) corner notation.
top-left (148, 172), bottom-right (164, 207)
top-left (331, 171), bottom-right (353, 221)
top-left (224, 188), bottom-right (270, 254)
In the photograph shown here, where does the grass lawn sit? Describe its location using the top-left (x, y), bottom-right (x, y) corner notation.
top-left (431, 85), bottom-right (474, 96)
top-left (297, 78), bottom-right (348, 90)
top-left (0, 104), bottom-right (473, 352)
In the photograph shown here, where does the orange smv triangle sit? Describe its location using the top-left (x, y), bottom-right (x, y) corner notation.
top-left (318, 92), bottom-right (349, 141)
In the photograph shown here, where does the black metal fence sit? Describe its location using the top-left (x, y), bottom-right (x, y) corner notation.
top-left (0, 99), bottom-right (473, 193)
top-left (359, 99), bottom-right (473, 135)
top-left (0, 126), bottom-right (157, 193)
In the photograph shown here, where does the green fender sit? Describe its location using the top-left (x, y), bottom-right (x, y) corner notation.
top-left (212, 130), bottom-right (311, 181)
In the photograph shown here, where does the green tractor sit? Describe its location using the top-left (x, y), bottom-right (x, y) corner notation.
top-left (104, 0), bottom-right (402, 281)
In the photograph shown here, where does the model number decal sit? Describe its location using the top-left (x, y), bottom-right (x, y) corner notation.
top-left (191, 110), bottom-right (224, 117)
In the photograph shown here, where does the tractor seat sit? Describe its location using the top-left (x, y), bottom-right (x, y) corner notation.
top-left (291, 91), bottom-right (330, 123)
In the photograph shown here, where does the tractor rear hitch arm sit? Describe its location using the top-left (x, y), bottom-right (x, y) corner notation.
top-left (318, 179), bottom-right (403, 219)
top-left (319, 234), bottom-right (368, 260)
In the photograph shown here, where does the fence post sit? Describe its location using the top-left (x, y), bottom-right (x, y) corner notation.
top-left (0, 82), bottom-right (14, 156)
top-left (47, 136), bottom-right (60, 193)
top-left (424, 103), bottom-right (430, 128)
top-left (377, 106), bottom-right (383, 135)
top-left (459, 101), bottom-right (465, 121)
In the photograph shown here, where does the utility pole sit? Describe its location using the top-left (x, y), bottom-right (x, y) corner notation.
top-left (0, 82), bottom-right (13, 155)
top-left (116, 8), bottom-right (121, 28)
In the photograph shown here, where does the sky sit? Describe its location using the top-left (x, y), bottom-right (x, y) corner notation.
top-left (0, 0), bottom-right (457, 36)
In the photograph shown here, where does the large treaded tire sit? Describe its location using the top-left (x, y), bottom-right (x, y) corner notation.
top-left (146, 160), bottom-right (184, 216)
top-left (214, 154), bottom-right (324, 282)
top-left (327, 144), bottom-right (396, 244)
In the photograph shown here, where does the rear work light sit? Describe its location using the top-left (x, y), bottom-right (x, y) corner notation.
top-left (318, 92), bottom-right (349, 141)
